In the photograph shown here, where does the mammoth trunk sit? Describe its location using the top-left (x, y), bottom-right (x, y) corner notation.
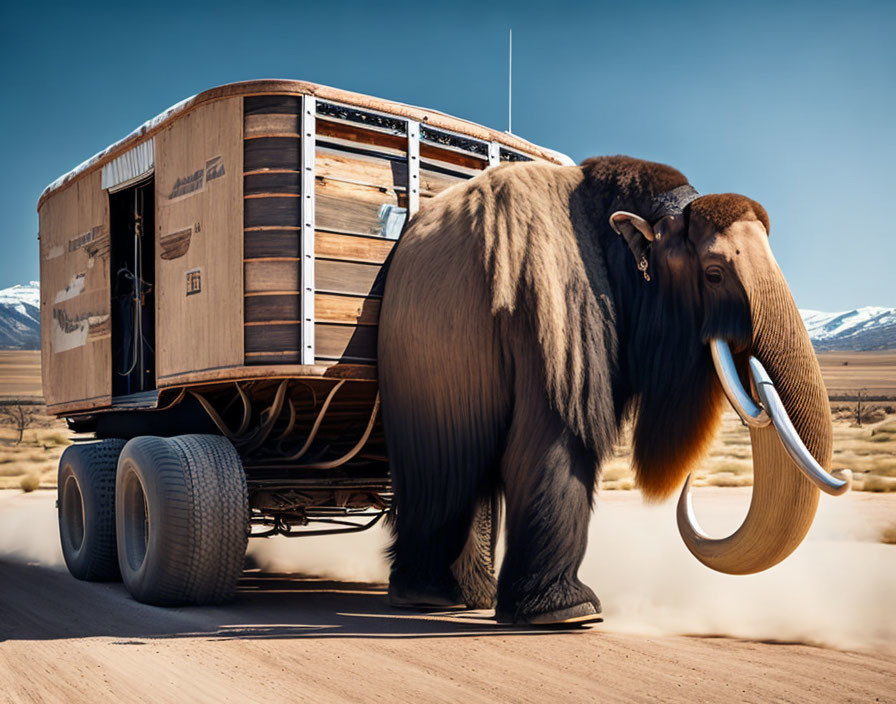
top-left (750, 278), bottom-right (833, 470)
top-left (678, 276), bottom-right (833, 575)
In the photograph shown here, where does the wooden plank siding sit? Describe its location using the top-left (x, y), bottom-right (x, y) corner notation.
top-left (315, 294), bottom-right (381, 325)
top-left (243, 96), bottom-right (488, 364)
top-left (242, 94), bottom-right (493, 366)
top-left (244, 291), bottom-right (385, 326)
top-left (245, 97), bottom-right (396, 365)
top-left (315, 232), bottom-right (393, 264)
top-left (242, 95), bottom-right (302, 365)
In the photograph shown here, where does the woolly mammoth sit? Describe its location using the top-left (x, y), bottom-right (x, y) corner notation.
top-left (377, 156), bottom-right (850, 626)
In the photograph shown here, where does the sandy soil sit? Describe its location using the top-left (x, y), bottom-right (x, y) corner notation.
top-left (817, 351), bottom-right (896, 398)
top-left (1, 489), bottom-right (894, 703)
top-left (0, 351), bottom-right (42, 400)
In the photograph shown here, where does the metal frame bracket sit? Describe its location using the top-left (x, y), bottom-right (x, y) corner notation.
top-left (300, 95), bottom-right (316, 365)
top-left (407, 120), bottom-right (420, 216)
top-left (488, 141), bottom-right (501, 168)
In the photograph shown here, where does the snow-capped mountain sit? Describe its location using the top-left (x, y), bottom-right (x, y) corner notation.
top-left (799, 307), bottom-right (896, 351)
top-left (0, 281), bottom-right (40, 350)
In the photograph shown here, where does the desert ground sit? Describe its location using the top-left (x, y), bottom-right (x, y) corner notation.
top-left (1, 349), bottom-right (895, 701)
top-left (0, 351), bottom-right (42, 400)
top-left (2, 350), bottom-right (895, 493)
top-left (1, 488), bottom-right (895, 702)
top-left (817, 351), bottom-right (896, 398)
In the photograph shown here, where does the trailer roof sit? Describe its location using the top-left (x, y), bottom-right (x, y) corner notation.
top-left (38, 79), bottom-right (574, 210)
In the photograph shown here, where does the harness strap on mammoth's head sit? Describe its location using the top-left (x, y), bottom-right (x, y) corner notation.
top-left (609, 184), bottom-right (700, 279)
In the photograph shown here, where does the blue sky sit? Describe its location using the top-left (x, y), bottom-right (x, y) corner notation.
top-left (1, 0), bottom-right (893, 310)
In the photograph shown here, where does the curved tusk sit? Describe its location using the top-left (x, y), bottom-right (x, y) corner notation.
top-left (677, 474), bottom-right (706, 540)
top-left (710, 339), bottom-right (770, 428)
top-left (710, 338), bottom-right (850, 496)
top-left (749, 357), bottom-right (852, 496)
top-left (676, 423), bottom-right (822, 575)
top-left (678, 340), bottom-right (850, 574)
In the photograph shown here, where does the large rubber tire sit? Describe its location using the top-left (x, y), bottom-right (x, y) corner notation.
top-left (58, 439), bottom-right (127, 581)
top-left (115, 435), bottom-right (249, 606)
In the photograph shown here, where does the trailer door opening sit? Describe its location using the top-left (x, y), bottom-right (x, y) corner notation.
top-left (109, 178), bottom-right (155, 396)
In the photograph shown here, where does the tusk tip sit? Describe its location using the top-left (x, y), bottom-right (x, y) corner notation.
top-left (830, 468), bottom-right (853, 494)
top-left (677, 473), bottom-right (693, 505)
top-left (676, 474), bottom-right (696, 526)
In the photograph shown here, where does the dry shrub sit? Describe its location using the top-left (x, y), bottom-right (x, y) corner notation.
top-left (860, 475), bottom-right (896, 493)
top-left (705, 458), bottom-right (753, 475)
top-left (868, 457), bottom-right (896, 477)
top-left (40, 431), bottom-right (70, 447)
top-left (861, 408), bottom-right (887, 425)
top-left (871, 419), bottom-right (896, 437)
top-left (19, 473), bottom-right (41, 492)
top-left (705, 472), bottom-right (753, 488)
top-left (881, 522), bottom-right (896, 545)
top-left (601, 478), bottom-right (635, 491)
top-left (868, 434), bottom-right (896, 446)
top-left (601, 464), bottom-right (632, 482)
top-left (0, 465), bottom-right (27, 478)
top-left (837, 437), bottom-right (892, 452)
top-left (833, 455), bottom-right (895, 475)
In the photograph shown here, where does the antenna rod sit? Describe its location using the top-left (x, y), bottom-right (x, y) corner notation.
top-left (508, 28), bottom-right (513, 134)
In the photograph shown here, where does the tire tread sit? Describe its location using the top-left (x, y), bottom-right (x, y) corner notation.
top-left (116, 435), bottom-right (248, 606)
top-left (58, 439), bottom-right (127, 581)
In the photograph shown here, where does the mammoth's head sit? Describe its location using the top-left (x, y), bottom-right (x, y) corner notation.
top-left (609, 191), bottom-right (850, 575)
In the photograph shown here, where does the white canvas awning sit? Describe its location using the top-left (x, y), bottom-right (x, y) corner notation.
top-left (101, 138), bottom-right (154, 191)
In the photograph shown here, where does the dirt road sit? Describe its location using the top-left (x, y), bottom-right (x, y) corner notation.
top-left (1, 490), bottom-right (894, 703)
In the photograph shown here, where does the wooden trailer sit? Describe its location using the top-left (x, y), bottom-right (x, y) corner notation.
top-left (39, 79), bottom-right (572, 604)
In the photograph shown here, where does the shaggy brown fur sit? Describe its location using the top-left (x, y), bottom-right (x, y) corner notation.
top-left (378, 156), bottom-right (743, 621)
top-left (580, 155), bottom-right (691, 219)
top-left (690, 193), bottom-right (770, 234)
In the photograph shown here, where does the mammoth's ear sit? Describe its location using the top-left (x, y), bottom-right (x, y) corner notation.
top-left (609, 211), bottom-right (655, 277)
top-left (609, 211), bottom-right (655, 241)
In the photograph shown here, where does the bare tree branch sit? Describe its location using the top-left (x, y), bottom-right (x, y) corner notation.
top-left (0, 402), bottom-right (38, 445)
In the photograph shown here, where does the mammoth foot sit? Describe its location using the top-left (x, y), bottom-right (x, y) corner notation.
top-left (388, 579), bottom-right (495, 610)
top-left (496, 579), bottom-right (602, 626)
top-left (388, 572), bottom-right (466, 611)
top-left (390, 564), bottom-right (496, 611)
top-left (388, 586), bottom-right (467, 611)
top-left (496, 601), bottom-right (603, 626)
top-left (455, 576), bottom-right (497, 610)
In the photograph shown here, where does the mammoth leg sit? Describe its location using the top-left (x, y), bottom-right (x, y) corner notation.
top-left (385, 399), bottom-right (503, 610)
top-left (451, 492), bottom-right (501, 609)
top-left (497, 401), bottom-right (601, 625)
top-left (381, 315), bottom-right (508, 609)
top-left (388, 495), bottom-right (474, 609)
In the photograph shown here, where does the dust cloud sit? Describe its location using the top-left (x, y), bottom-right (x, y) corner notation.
top-left (247, 521), bottom-right (391, 584)
top-left (249, 488), bottom-right (896, 652)
top-left (584, 488), bottom-right (896, 653)
top-left (2, 488), bottom-right (893, 652)
top-left (0, 491), bottom-right (65, 568)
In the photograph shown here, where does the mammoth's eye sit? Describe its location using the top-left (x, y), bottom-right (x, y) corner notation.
top-left (704, 265), bottom-right (724, 285)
